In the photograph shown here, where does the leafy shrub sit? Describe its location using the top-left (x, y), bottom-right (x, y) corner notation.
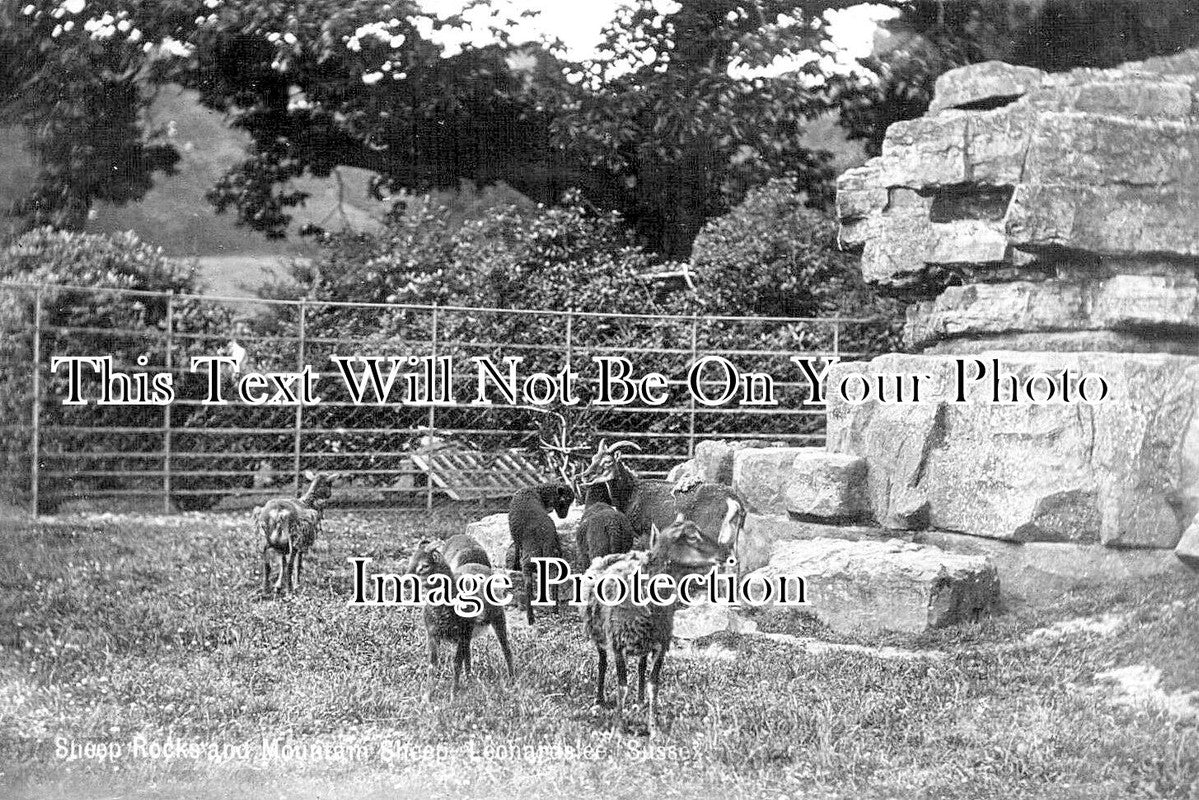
top-left (688, 177), bottom-right (905, 357)
top-left (0, 228), bottom-right (246, 511)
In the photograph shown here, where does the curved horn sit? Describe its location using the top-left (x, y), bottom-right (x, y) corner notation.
top-left (608, 440), bottom-right (642, 453)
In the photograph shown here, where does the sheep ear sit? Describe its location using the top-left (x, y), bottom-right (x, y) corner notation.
top-left (303, 469), bottom-right (317, 482)
top-left (649, 522), bottom-right (661, 549)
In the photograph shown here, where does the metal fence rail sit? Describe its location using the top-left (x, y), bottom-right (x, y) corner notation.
top-left (0, 282), bottom-right (891, 513)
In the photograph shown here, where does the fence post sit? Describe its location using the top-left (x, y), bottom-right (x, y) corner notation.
top-left (293, 298), bottom-right (307, 494)
top-left (564, 311), bottom-right (573, 367)
top-left (30, 288), bottom-right (41, 516)
top-left (688, 316), bottom-right (698, 459)
top-left (163, 291), bottom-right (174, 513)
top-left (426, 305), bottom-right (439, 511)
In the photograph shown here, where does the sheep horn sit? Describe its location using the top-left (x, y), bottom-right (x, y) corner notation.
top-left (607, 440), bottom-right (642, 453)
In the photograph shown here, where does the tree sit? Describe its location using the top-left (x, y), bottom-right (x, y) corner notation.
top-left (4, 0), bottom-right (861, 259)
top-left (832, 0), bottom-right (1199, 156)
top-left (0, 0), bottom-right (183, 231)
top-left (544, 0), bottom-right (847, 257)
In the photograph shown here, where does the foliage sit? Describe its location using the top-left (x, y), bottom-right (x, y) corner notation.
top-left (544, 0), bottom-right (843, 256)
top-left (688, 176), bottom-right (903, 354)
top-left (0, 0), bottom-right (184, 231)
top-left (0, 228), bottom-right (245, 511)
top-left (832, 0), bottom-right (1199, 156)
top-left (3, 0), bottom-right (858, 258)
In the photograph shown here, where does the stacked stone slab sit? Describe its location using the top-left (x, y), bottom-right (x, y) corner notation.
top-left (833, 57), bottom-right (1199, 561)
top-left (837, 58), bottom-right (1199, 355)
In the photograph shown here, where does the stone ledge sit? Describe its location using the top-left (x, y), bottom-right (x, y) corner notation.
top-left (746, 537), bottom-right (999, 634)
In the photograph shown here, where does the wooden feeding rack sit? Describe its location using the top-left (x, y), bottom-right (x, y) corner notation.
top-left (409, 446), bottom-right (549, 501)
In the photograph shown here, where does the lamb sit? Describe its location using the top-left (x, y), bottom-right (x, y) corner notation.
top-left (255, 471), bottom-right (334, 597)
top-left (507, 483), bottom-right (574, 625)
top-left (406, 538), bottom-right (515, 701)
top-left (581, 499), bottom-right (742, 736)
top-left (574, 500), bottom-right (636, 568)
top-left (578, 439), bottom-right (745, 559)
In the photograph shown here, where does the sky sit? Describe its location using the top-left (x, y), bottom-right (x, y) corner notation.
top-left (415, 0), bottom-right (897, 66)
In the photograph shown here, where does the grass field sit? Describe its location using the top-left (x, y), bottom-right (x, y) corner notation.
top-left (1, 507), bottom-right (1197, 799)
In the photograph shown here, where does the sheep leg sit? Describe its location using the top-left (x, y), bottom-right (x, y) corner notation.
top-left (289, 546), bottom-right (302, 595)
top-left (614, 653), bottom-right (630, 730)
top-left (647, 646), bottom-right (668, 737)
top-left (294, 551), bottom-right (304, 593)
top-left (522, 564), bottom-right (537, 626)
top-left (261, 545), bottom-right (274, 598)
top-left (451, 636), bottom-right (470, 699)
top-left (594, 647), bottom-right (608, 708)
top-left (637, 655), bottom-right (648, 706)
top-left (424, 637), bottom-right (441, 702)
top-left (275, 545), bottom-right (290, 595)
top-left (493, 615), bottom-right (516, 681)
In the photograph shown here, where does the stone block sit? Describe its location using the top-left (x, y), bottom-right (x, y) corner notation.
top-left (746, 538), bottom-right (1000, 634)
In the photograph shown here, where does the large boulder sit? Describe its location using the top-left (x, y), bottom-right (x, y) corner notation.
top-left (693, 439), bottom-right (755, 485)
top-left (784, 450), bottom-right (870, 523)
top-left (746, 538), bottom-right (1000, 635)
top-left (732, 446), bottom-right (809, 516)
top-left (736, 513), bottom-right (881, 573)
top-left (1176, 520), bottom-right (1199, 569)
top-left (825, 353), bottom-right (1199, 549)
top-left (929, 60), bottom-right (1047, 112)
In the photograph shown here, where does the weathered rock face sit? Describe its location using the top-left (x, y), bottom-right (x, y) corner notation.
top-left (828, 56), bottom-right (1199, 557)
top-left (746, 538), bottom-right (1000, 635)
top-left (825, 353), bottom-right (1199, 549)
top-left (1176, 521), bottom-right (1199, 569)
top-left (732, 446), bottom-right (811, 516)
top-left (785, 450), bottom-right (870, 522)
top-left (904, 274), bottom-right (1199, 353)
top-left (836, 56), bottom-right (1199, 354)
top-left (694, 439), bottom-right (756, 484)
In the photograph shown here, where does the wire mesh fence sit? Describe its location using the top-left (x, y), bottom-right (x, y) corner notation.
top-left (0, 282), bottom-right (891, 514)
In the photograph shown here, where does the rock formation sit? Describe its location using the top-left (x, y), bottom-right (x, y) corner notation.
top-left (831, 57), bottom-right (1199, 560)
top-left (836, 58), bottom-right (1199, 355)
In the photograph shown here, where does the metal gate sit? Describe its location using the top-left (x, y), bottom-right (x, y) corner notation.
top-left (0, 283), bottom-right (889, 513)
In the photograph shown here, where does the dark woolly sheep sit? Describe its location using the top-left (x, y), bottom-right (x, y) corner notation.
top-left (406, 539), bottom-right (515, 701)
top-left (579, 439), bottom-right (745, 555)
top-left (507, 483), bottom-right (574, 625)
top-left (575, 500), bottom-right (636, 568)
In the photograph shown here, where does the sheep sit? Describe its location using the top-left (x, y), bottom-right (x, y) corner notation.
top-left (581, 499), bottom-right (742, 736)
top-left (578, 439), bottom-right (745, 558)
top-left (574, 499), bottom-right (636, 568)
top-left (507, 483), bottom-right (574, 625)
top-left (406, 538), bottom-right (515, 701)
top-left (441, 533), bottom-right (492, 571)
top-left (255, 471), bottom-right (334, 597)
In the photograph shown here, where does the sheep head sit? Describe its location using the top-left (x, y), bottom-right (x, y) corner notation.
top-left (647, 514), bottom-right (727, 573)
top-left (578, 438), bottom-right (642, 488)
top-left (406, 539), bottom-right (450, 580)
top-left (301, 470), bottom-right (336, 504)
